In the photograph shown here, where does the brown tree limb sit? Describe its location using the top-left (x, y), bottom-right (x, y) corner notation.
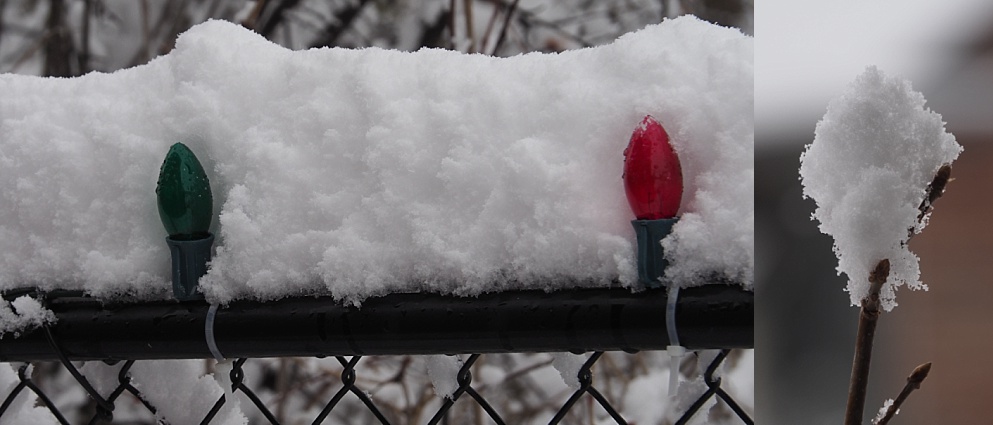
top-left (845, 258), bottom-right (890, 425)
top-left (875, 362), bottom-right (931, 425)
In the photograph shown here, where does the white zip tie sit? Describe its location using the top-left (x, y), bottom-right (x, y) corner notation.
top-left (205, 303), bottom-right (225, 362)
top-left (666, 284), bottom-right (685, 398)
top-left (214, 357), bottom-right (235, 399)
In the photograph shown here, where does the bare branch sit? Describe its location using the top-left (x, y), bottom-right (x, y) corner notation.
top-left (79, 0), bottom-right (90, 74)
top-left (875, 362), bottom-right (931, 425)
top-left (491, 0), bottom-right (520, 55)
top-left (308, 0), bottom-right (371, 49)
top-left (906, 164), bottom-right (952, 239)
top-left (449, 0), bottom-right (456, 49)
top-left (0, 0), bottom-right (7, 55)
top-left (43, 0), bottom-right (75, 77)
top-left (479, 0), bottom-right (501, 53)
top-left (845, 258), bottom-right (889, 425)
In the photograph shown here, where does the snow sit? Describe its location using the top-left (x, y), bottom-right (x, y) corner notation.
top-left (874, 399), bottom-right (896, 424)
top-left (799, 66), bottom-right (961, 311)
top-left (424, 354), bottom-right (463, 398)
top-left (550, 352), bottom-right (586, 389)
top-left (0, 364), bottom-right (59, 424)
top-left (0, 296), bottom-right (56, 338)
top-left (0, 17), bottom-right (752, 304)
top-left (128, 360), bottom-right (246, 425)
top-left (74, 360), bottom-right (246, 424)
top-left (624, 368), bottom-right (670, 424)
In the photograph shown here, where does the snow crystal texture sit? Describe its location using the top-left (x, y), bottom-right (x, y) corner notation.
top-left (799, 66), bottom-right (961, 311)
top-left (0, 17), bottom-right (752, 304)
top-left (0, 296), bottom-right (55, 337)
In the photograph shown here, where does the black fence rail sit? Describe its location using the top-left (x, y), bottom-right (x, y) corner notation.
top-left (1, 285), bottom-right (753, 424)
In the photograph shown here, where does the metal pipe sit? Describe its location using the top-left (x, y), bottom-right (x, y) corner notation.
top-left (0, 285), bottom-right (752, 362)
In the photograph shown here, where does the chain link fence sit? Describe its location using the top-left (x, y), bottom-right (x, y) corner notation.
top-left (1, 287), bottom-right (753, 424)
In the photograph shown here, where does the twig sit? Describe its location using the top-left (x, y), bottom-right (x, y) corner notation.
top-left (307, 0), bottom-right (371, 49)
top-left (845, 258), bottom-right (890, 425)
top-left (479, 0), bottom-right (501, 54)
top-left (875, 362), bottom-right (931, 425)
top-left (43, 0), bottom-right (75, 77)
top-left (449, 0), bottom-right (457, 49)
top-left (239, 0), bottom-right (267, 30)
top-left (140, 0), bottom-right (149, 64)
top-left (463, 0), bottom-right (475, 53)
top-left (908, 164), bottom-right (952, 238)
top-left (0, 0), bottom-right (8, 59)
top-left (845, 164), bottom-right (950, 425)
top-left (79, 0), bottom-right (90, 73)
top-left (490, 0), bottom-right (520, 55)
top-left (256, 0), bottom-right (305, 39)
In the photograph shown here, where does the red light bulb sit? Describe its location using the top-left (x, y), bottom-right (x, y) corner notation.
top-left (623, 115), bottom-right (683, 220)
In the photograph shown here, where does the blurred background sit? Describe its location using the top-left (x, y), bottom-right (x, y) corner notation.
top-left (0, 1), bottom-right (754, 424)
top-left (757, 0), bottom-right (993, 423)
top-left (0, 0), bottom-right (752, 76)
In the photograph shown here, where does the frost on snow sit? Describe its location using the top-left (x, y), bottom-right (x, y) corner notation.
top-left (0, 296), bottom-right (56, 336)
top-left (0, 17), bottom-right (752, 304)
top-left (799, 66), bottom-right (962, 311)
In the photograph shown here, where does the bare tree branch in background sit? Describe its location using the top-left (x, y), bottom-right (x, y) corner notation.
top-left (448, 0), bottom-right (456, 49)
top-left (0, 0), bottom-right (7, 55)
top-left (491, 0), bottom-right (519, 55)
top-left (418, 9), bottom-right (449, 49)
top-left (463, 0), bottom-right (474, 52)
top-left (680, 0), bottom-right (751, 31)
top-left (78, 0), bottom-right (91, 74)
top-left (256, 0), bottom-right (302, 39)
top-left (43, 0), bottom-right (74, 76)
top-left (2, 0), bottom-right (751, 74)
top-left (239, 0), bottom-right (267, 30)
top-left (309, 0), bottom-right (371, 49)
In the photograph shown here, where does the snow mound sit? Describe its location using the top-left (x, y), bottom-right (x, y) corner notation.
top-left (799, 66), bottom-right (961, 311)
top-left (0, 17), bottom-right (752, 304)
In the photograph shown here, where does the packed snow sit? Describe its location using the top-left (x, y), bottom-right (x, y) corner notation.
top-left (425, 354), bottom-right (464, 398)
top-left (76, 359), bottom-right (247, 425)
top-left (799, 66), bottom-right (962, 311)
top-left (0, 296), bottom-right (56, 337)
top-left (0, 364), bottom-right (56, 424)
top-left (0, 17), bottom-right (752, 305)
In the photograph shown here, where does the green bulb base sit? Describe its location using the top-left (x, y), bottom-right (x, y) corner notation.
top-left (631, 218), bottom-right (678, 288)
top-left (166, 233), bottom-right (214, 301)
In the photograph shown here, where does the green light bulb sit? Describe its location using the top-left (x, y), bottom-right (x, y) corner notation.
top-left (156, 143), bottom-right (213, 240)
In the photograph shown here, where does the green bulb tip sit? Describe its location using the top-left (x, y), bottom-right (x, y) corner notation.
top-left (156, 142), bottom-right (213, 236)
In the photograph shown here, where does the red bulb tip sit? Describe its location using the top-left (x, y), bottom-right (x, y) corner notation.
top-left (622, 115), bottom-right (683, 220)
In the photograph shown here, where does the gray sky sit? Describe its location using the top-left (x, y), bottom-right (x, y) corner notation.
top-left (756, 0), bottom-right (993, 146)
